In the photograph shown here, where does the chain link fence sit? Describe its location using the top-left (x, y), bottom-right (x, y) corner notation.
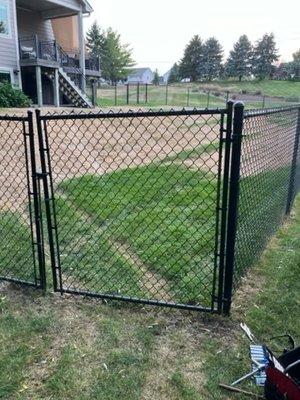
top-left (232, 106), bottom-right (300, 290)
top-left (96, 83), bottom-right (300, 110)
top-left (0, 104), bottom-right (299, 314)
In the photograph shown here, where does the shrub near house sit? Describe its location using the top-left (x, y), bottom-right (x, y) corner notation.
top-left (0, 83), bottom-right (30, 107)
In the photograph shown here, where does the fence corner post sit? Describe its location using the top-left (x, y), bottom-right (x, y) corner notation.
top-left (286, 107), bottom-right (300, 215)
top-left (222, 101), bottom-right (244, 315)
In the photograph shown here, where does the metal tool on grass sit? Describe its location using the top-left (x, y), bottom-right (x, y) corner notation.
top-left (219, 384), bottom-right (264, 399)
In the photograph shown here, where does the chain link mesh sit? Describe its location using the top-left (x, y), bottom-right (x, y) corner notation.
top-left (1, 105), bottom-right (299, 312)
top-left (0, 115), bottom-right (39, 285)
top-left (40, 109), bottom-right (225, 310)
top-left (233, 107), bottom-right (300, 288)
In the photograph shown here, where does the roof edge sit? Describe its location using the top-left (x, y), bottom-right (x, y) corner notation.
top-left (81, 0), bottom-right (93, 13)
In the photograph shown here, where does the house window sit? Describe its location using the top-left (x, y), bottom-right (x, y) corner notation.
top-left (0, 70), bottom-right (11, 83)
top-left (0, 0), bottom-right (11, 37)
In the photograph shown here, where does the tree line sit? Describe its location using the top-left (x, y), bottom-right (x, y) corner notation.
top-left (168, 34), bottom-right (299, 83)
top-left (86, 22), bottom-right (299, 85)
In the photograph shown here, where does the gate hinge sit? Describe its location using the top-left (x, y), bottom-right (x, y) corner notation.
top-left (36, 171), bottom-right (49, 179)
top-left (220, 137), bottom-right (233, 143)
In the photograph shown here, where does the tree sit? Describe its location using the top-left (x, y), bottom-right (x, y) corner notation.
top-left (179, 35), bottom-right (203, 82)
top-left (225, 35), bottom-right (252, 81)
top-left (252, 33), bottom-right (279, 80)
top-left (274, 50), bottom-right (300, 81)
top-left (291, 49), bottom-right (300, 79)
top-left (168, 63), bottom-right (180, 83)
top-left (152, 69), bottom-right (160, 85)
top-left (86, 22), bottom-right (135, 84)
top-left (202, 37), bottom-right (223, 81)
top-left (293, 49), bottom-right (300, 63)
top-left (86, 21), bottom-right (105, 58)
top-left (102, 28), bottom-right (134, 84)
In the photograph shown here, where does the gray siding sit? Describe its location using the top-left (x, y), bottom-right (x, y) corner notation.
top-left (17, 8), bottom-right (54, 40)
top-left (0, 0), bottom-right (18, 73)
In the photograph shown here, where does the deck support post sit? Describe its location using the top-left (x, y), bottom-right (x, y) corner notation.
top-left (36, 66), bottom-right (43, 107)
top-left (53, 68), bottom-right (60, 107)
top-left (78, 8), bottom-right (86, 92)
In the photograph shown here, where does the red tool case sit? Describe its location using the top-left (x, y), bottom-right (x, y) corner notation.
top-left (265, 347), bottom-right (300, 400)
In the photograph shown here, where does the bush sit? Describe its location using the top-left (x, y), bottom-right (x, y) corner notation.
top-left (0, 83), bottom-right (31, 107)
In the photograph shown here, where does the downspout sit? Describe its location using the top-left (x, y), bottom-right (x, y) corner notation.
top-left (12, 0), bottom-right (22, 88)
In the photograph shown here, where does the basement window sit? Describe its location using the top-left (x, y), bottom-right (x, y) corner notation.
top-left (0, 0), bottom-right (11, 37)
top-left (0, 70), bottom-right (11, 83)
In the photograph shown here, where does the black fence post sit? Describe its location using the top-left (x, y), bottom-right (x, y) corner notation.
top-left (166, 84), bottom-right (169, 105)
top-left (222, 102), bottom-right (244, 315)
top-left (137, 83), bottom-right (140, 105)
top-left (145, 83), bottom-right (148, 104)
top-left (286, 107), bottom-right (300, 214)
top-left (114, 84), bottom-right (117, 106)
top-left (28, 111), bottom-right (47, 290)
top-left (207, 91), bottom-right (211, 108)
top-left (217, 101), bottom-right (234, 313)
top-left (187, 87), bottom-right (190, 107)
top-left (35, 110), bottom-right (59, 292)
top-left (91, 81), bottom-right (97, 106)
top-left (226, 90), bottom-right (229, 104)
top-left (126, 83), bottom-right (129, 105)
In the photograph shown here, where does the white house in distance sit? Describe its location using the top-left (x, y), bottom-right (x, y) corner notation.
top-left (127, 68), bottom-right (154, 84)
top-left (162, 69), bottom-right (171, 84)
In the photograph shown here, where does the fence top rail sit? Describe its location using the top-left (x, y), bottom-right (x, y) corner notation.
top-left (244, 104), bottom-right (300, 119)
top-left (0, 114), bottom-right (29, 122)
top-left (38, 107), bottom-right (227, 121)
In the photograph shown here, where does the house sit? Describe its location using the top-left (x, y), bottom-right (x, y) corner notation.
top-left (162, 69), bottom-right (171, 84)
top-left (127, 68), bottom-right (154, 84)
top-left (0, 0), bottom-right (101, 107)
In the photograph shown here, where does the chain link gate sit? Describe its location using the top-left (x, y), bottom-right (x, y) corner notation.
top-left (0, 112), bottom-right (46, 289)
top-left (36, 107), bottom-right (232, 312)
top-left (1, 104), bottom-right (298, 314)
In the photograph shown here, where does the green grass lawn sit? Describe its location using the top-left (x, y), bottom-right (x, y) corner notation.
top-left (199, 79), bottom-right (300, 98)
top-left (97, 86), bottom-right (226, 109)
top-left (0, 212), bottom-right (36, 284)
top-left (0, 195), bottom-right (299, 400)
top-left (0, 146), bottom-right (294, 310)
top-left (57, 163), bottom-right (218, 306)
top-left (97, 80), bottom-right (300, 109)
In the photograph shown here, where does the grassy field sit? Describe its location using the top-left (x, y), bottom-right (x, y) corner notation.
top-left (0, 146), bottom-right (293, 308)
top-left (97, 79), bottom-right (300, 109)
top-left (57, 162), bottom-right (218, 306)
top-left (203, 79), bottom-right (300, 97)
top-left (0, 195), bottom-right (299, 399)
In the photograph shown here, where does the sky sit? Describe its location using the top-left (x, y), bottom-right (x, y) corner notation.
top-left (84, 0), bottom-right (300, 74)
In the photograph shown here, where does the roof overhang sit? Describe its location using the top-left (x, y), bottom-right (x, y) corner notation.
top-left (16, 0), bottom-right (93, 19)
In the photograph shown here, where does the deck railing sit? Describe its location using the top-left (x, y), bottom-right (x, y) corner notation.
top-left (19, 36), bottom-right (100, 72)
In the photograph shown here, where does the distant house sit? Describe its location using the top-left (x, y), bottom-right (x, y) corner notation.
top-left (127, 68), bottom-right (154, 84)
top-left (162, 69), bottom-right (171, 84)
